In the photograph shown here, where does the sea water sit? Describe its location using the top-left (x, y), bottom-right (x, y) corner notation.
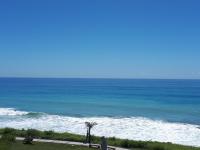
top-left (0, 78), bottom-right (200, 146)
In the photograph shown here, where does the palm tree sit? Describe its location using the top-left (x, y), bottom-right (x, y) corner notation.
top-left (85, 122), bottom-right (97, 146)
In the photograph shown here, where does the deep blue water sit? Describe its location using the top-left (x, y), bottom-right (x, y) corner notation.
top-left (0, 78), bottom-right (200, 124)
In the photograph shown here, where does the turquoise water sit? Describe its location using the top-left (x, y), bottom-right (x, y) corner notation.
top-left (0, 78), bottom-right (200, 124)
top-left (0, 78), bottom-right (200, 146)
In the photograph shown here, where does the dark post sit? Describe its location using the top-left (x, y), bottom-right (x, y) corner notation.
top-left (101, 136), bottom-right (107, 150)
top-left (88, 127), bottom-right (91, 145)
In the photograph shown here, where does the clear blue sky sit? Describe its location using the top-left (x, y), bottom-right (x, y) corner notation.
top-left (0, 0), bottom-right (200, 79)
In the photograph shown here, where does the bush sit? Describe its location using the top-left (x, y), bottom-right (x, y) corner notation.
top-left (120, 139), bottom-right (129, 148)
top-left (1, 133), bottom-right (16, 142)
top-left (129, 141), bottom-right (147, 148)
top-left (1, 128), bottom-right (16, 143)
top-left (26, 129), bottom-right (40, 138)
top-left (44, 130), bottom-right (54, 136)
top-left (3, 128), bottom-right (16, 134)
top-left (109, 137), bottom-right (116, 141)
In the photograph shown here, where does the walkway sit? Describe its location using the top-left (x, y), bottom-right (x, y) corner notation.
top-left (16, 137), bottom-right (129, 150)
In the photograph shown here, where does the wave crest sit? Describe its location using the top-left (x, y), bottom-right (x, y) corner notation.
top-left (0, 108), bottom-right (28, 116)
top-left (0, 108), bottom-right (200, 147)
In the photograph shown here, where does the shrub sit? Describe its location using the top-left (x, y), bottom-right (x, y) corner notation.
top-left (26, 129), bottom-right (40, 138)
top-left (1, 128), bottom-right (16, 143)
top-left (44, 130), bottom-right (54, 136)
top-left (129, 141), bottom-right (147, 148)
top-left (109, 137), bottom-right (116, 141)
top-left (120, 139), bottom-right (129, 148)
top-left (1, 133), bottom-right (16, 142)
top-left (3, 128), bottom-right (16, 134)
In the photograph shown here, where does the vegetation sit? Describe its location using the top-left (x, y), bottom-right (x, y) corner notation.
top-left (0, 128), bottom-right (94, 150)
top-left (0, 128), bottom-right (16, 143)
top-left (0, 140), bottom-right (95, 150)
top-left (0, 128), bottom-right (200, 150)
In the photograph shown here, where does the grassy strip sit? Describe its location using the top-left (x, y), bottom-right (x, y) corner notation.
top-left (0, 128), bottom-right (199, 150)
top-left (0, 140), bottom-right (96, 150)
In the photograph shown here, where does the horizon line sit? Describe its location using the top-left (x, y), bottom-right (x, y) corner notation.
top-left (0, 76), bottom-right (200, 80)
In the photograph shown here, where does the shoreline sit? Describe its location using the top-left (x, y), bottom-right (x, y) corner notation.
top-left (1, 110), bottom-right (200, 147)
top-left (1, 107), bottom-right (200, 147)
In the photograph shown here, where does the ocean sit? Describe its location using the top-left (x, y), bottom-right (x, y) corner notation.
top-left (0, 78), bottom-right (200, 146)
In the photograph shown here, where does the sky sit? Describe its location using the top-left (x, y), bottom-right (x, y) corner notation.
top-left (0, 0), bottom-right (200, 79)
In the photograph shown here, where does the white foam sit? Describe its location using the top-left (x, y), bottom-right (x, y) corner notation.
top-left (0, 108), bottom-right (28, 116)
top-left (0, 108), bottom-right (200, 147)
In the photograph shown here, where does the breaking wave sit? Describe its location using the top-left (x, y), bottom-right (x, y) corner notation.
top-left (0, 108), bottom-right (200, 147)
top-left (0, 108), bottom-right (28, 116)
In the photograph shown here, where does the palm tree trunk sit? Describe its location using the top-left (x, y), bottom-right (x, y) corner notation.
top-left (85, 129), bottom-right (89, 143)
top-left (88, 128), bottom-right (91, 147)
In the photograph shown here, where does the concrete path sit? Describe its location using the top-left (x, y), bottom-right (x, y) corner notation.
top-left (16, 137), bottom-right (129, 150)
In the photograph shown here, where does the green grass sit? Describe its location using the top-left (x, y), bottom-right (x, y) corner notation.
top-left (0, 140), bottom-right (95, 150)
top-left (0, 128), bottom-right (200, 150)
